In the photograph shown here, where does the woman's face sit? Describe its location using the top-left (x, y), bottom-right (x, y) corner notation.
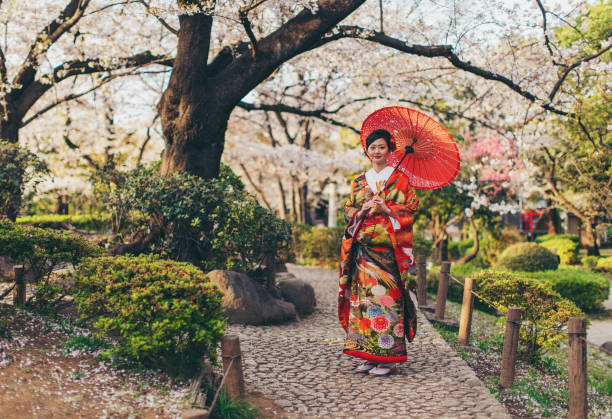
top-left (367, 138), bottom-right (390, 165)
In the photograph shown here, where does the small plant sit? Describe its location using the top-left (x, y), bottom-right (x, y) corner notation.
top-left (582, 255), bottom-right (599, 269)
top-left (72, 370), bottom-right (86, 379)
top-left (539, 238), bottom-right (579, 265)
top-left (64, 335), bottom-right (108, 353)
top-left (209, 391), bottom-right (264, 419)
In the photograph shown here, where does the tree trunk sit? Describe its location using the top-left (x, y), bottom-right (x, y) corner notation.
top-left (0, 112), bottom-right (20, 143)
top-left (56, 194), bottom-right (69, 215)
top-left (277, 178), bottom-right (288, 220)
top-left (457, 217), bottom-right (479, 264)
top-left (437, 237), bottom-right (448, 263)
top-left (583, 221), bottom-right (600, 256)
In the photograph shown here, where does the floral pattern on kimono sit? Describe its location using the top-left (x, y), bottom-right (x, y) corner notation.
top-left (338, 169), bottom-right (419, 363)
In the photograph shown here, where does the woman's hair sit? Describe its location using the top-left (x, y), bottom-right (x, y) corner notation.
top-left (365, 129), bottom-right (393, 150)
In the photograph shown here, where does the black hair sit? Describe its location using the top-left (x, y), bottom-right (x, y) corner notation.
top-left (365, 129), bottom-right (393, 150)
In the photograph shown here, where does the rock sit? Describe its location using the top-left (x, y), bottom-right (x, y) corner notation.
top-left (601, 341), bottom-right (612, 356)
top-left (208, 270), bottom-right (296, 325)
top-left (276, 277), bottom-right (316, 315)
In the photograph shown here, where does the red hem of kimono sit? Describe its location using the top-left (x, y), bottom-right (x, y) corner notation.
top-left (343, 350), bottom-right (407, 363)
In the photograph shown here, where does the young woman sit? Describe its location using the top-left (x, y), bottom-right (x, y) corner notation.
top-left (338, 128), bottom-right (419, 376)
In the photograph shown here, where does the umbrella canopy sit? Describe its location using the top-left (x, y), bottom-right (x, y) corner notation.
top-left (360, 106), bottom-right (460, 190)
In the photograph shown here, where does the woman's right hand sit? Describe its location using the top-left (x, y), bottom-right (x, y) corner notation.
top-left (357, 199), bottom-right (375, 219)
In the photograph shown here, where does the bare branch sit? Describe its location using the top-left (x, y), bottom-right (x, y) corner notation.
top-left (535, 0), bottom-right (559, 64)
top-left (239, 10), bottom-right (258, 60)
top-left (239, 162), bottom-right (272, 209)
top-left (137, 0), bottom-right (179, 35)
top-left (238, 0), bottom-right (270, 15)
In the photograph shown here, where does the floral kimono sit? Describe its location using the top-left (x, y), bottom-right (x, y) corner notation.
top-left (338, 166), bottom-right (419, 363)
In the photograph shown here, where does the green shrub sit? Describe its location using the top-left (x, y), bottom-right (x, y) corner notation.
top-left (472, 228), bottom-right (524, 268)
top-left (582, 255), bottom-right (599, 269)
top-left (474, 270), bottom-right (584, 360)
top-left (426, 263), bottom-right (494, 313)
top-left (123, 163), bottom-right (291, 273)
top-left (596, 256), bottom-right (612, 272)
top-left (16, 213), bottom-right (110, 232)
top-left (496, 242), bottom-right (559, 272)
top-left (535, 233), bottom-right (579, 244)
top-left (292, 225), bottom-right (343, 268)
top-left (413, 233), bottom-right (433, 258)
top-left (0, 140), bottom-right (48, 220)
top-left (539, 238), bottom-right (579, 265)
top-left (448, 238), bottom-right (474, 259)
top-left (526, 268), bottom-right (610, 312)
top-left (70, 254), bottom-right (226, 377)
top-left (0, 219), bottom-right (102, 282)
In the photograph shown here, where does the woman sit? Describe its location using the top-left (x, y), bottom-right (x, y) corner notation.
top-left (338, 128), bottom-right (419, 376)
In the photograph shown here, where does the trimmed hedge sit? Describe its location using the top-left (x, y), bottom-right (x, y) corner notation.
top-left (535, 233), bottom-right (579, 244)
top-left (475, 270), bottom-right (583, 359)
top-left (582, 255), bottom-right (599, 269)
top-left (496, 242), bottom-right (559, 272)
top-left (448, 238), bottom-right (474, 260)
top-left (596, 256), bottom-right (612, 272)
top-left (291, 225), bottom-right (343, 268)
top-left (526, 268), bottom-right (610, 312)
top-left (16, 213), bottom-right (110, 232)
top-left (70, 254), bottom-right (226, 377)
top-left (539, 238), bottom-right (579, 265)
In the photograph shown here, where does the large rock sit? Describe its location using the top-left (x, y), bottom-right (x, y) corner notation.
top-left (276, 273), bottom-right (316, 315)
top-left (208, 270), bottom-right (296, 325)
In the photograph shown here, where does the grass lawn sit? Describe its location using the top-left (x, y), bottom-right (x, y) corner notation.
top-left (431, 293), bottom-right (612, 418)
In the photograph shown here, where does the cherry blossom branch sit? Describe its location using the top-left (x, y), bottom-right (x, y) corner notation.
top-left (237, 101), bottom-right (360, 134)
top-left (317, 25), bottom-right (570, 116)
top-left (535, 0), bottom-right (561, 65)
top-left (239, 10), bottom-right (258, 60)
top-left (137, 0), bottom-right (179, 35)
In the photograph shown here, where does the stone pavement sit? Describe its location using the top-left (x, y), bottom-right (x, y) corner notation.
top-left (227, 264), bottom-right (511, 419)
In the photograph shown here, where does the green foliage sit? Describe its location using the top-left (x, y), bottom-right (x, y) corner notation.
top-left (0, 140), bottom-right (48, 220)
top-left (582, 255), bottom-right (599, 269)
top-left (475, 270), bottom-right (584, 360)
top-left (70, 254), bottom-right (226, 377)
top-left (448, 238), bottom-right (474, 259)
top-left (413, 233), bottom-right (433, 258)
top-left (0, 219), bottom-right (102, 282)
top-left (64, 335), bottom-right (108, 353)
top-left (539, 238), bottom-right (579, 265)
top-left (209, 391), bottom-right (264, 419)
top-left (471, 227), bottom-right (524, 268)
top-left (496, 242), bottom-right (559, 272)
top-left (426, 263), bottom-right (495, 313)
top-left (535, 234), bottom-right (579, 244)
top-left (526, 268), bottom-right (610, 312)
top-left (122, 162), bottom-right (291, 273)
top-left (291, 225), bottom-right (343, 268)
top-left (16, 213), bottom-right (111, 232)
top-left (596, 256), bottom-right (612, 272)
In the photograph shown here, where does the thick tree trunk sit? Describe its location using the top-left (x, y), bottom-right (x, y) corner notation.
top-left (277, 178), bottom-right (288, 219)
top-left (0, 114), bottom-right (20, 143)
top-left (583, 221), bottom-right (600, 256)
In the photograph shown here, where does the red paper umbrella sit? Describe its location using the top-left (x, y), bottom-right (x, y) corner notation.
top-left (360, 106), bottom-right (460, 189)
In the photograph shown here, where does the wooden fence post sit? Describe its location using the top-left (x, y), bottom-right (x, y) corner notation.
top-left (568, 317), bottom-right (587, 419)
top-left (500, 307), bottom-right (522, 388)
top-left (221, 335), bottom-right (245, 400)
top-left (434, 261), bottom-right (451, 320)
top-left (458, 277), bottom-right (475, 345)
top-left (416, 255), bottom-right (427, 307)
top-left (12, 265), bottom-right (25, 306)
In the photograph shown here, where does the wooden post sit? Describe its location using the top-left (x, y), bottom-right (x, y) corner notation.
top-left (12, 265), bottom-right (25, 306)
top-left (221, 335), bottom-right (245, 400)
top-left (500, 307), bottom-right (522, 388)
top-left (458, 277), bottom-right (475, 345)
top-left (568, 317), bottom-right (587, 419)
top-left (416, 255), bottom-right (427, 307)
top-left (434, 261), bottom-right (450, 320)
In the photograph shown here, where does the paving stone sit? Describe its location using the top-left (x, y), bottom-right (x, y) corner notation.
top-left (229, 264), bottom-right (511, 418)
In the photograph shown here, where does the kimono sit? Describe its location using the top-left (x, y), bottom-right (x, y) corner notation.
top-left (338, 166), bottom-right (419, 363)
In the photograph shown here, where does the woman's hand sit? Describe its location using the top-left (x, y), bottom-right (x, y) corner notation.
top-left (357, 199), bottom-right (375, 219)
top-left (371, 196), bottom-right (392, 216)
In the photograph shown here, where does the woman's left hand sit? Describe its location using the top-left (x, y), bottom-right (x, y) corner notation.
top-left (371, 196), bottom-right (392, 216)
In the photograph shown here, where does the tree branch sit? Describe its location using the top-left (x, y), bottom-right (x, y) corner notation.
top-left (238, 162), bottom-right (272, 209)
top-left (138, 0), bottom-right (179, 34)
top-left (317, 25), bottom-right (570, 116)
top-left (239, 11), bottom-right (258, 60)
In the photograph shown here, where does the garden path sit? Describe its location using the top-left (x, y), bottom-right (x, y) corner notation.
top-left (227, 264), bottom-right (511, 419)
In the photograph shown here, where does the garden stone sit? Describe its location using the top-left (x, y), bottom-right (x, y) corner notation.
top-left (208, 270), bottom-right (296, 325)
top-left (276, 276), bottom-right (316, 315)
top-left (601, 341), bottom-right (612, 356)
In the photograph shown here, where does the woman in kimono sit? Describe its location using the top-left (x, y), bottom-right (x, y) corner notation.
top-left (338, 128), bottom-right (419, 376)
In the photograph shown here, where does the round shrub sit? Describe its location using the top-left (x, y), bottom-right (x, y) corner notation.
top-left (70, 254), bottom-right (226, 377)
top-left (596, 256), bottom-right (612, 273)
top-left (292, 225), bottom-right (343, 268)
top-left (582, 255), bottom-right (599, 269)
top-left (475, 270), bottom-right (584, 359)
top-left (413, 233), bottom-right (433, 258)
top-left (497, 242), bottom-right (559, 272)
top-left (539, 238), bottom-right (579, 265)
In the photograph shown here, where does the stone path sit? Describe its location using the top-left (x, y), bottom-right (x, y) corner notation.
top-left (227, 265), bottom-right (511, 419)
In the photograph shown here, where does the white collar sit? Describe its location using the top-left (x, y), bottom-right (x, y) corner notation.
top-left (365, 166), bottom-right (394, 193)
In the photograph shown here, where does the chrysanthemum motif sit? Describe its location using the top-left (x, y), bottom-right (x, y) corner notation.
top-left (359, 317), bottom-right (371, 332)
top-left (379, 295), bottom-right (394, 308)
top-left (372, 316), bottom-right (390, 333)
top-left (389, 287), bottom-right (402, 300)
top-left (385, 310), bottom-right (398, 322)
top-left (371, 285), bottom-right (386, 296)
top-left (393, 323), bottom-right (404, 338)
top-left (366, 305), bottom-right (383, 318)
top-left (378, 333), bottom-right (394, 349)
